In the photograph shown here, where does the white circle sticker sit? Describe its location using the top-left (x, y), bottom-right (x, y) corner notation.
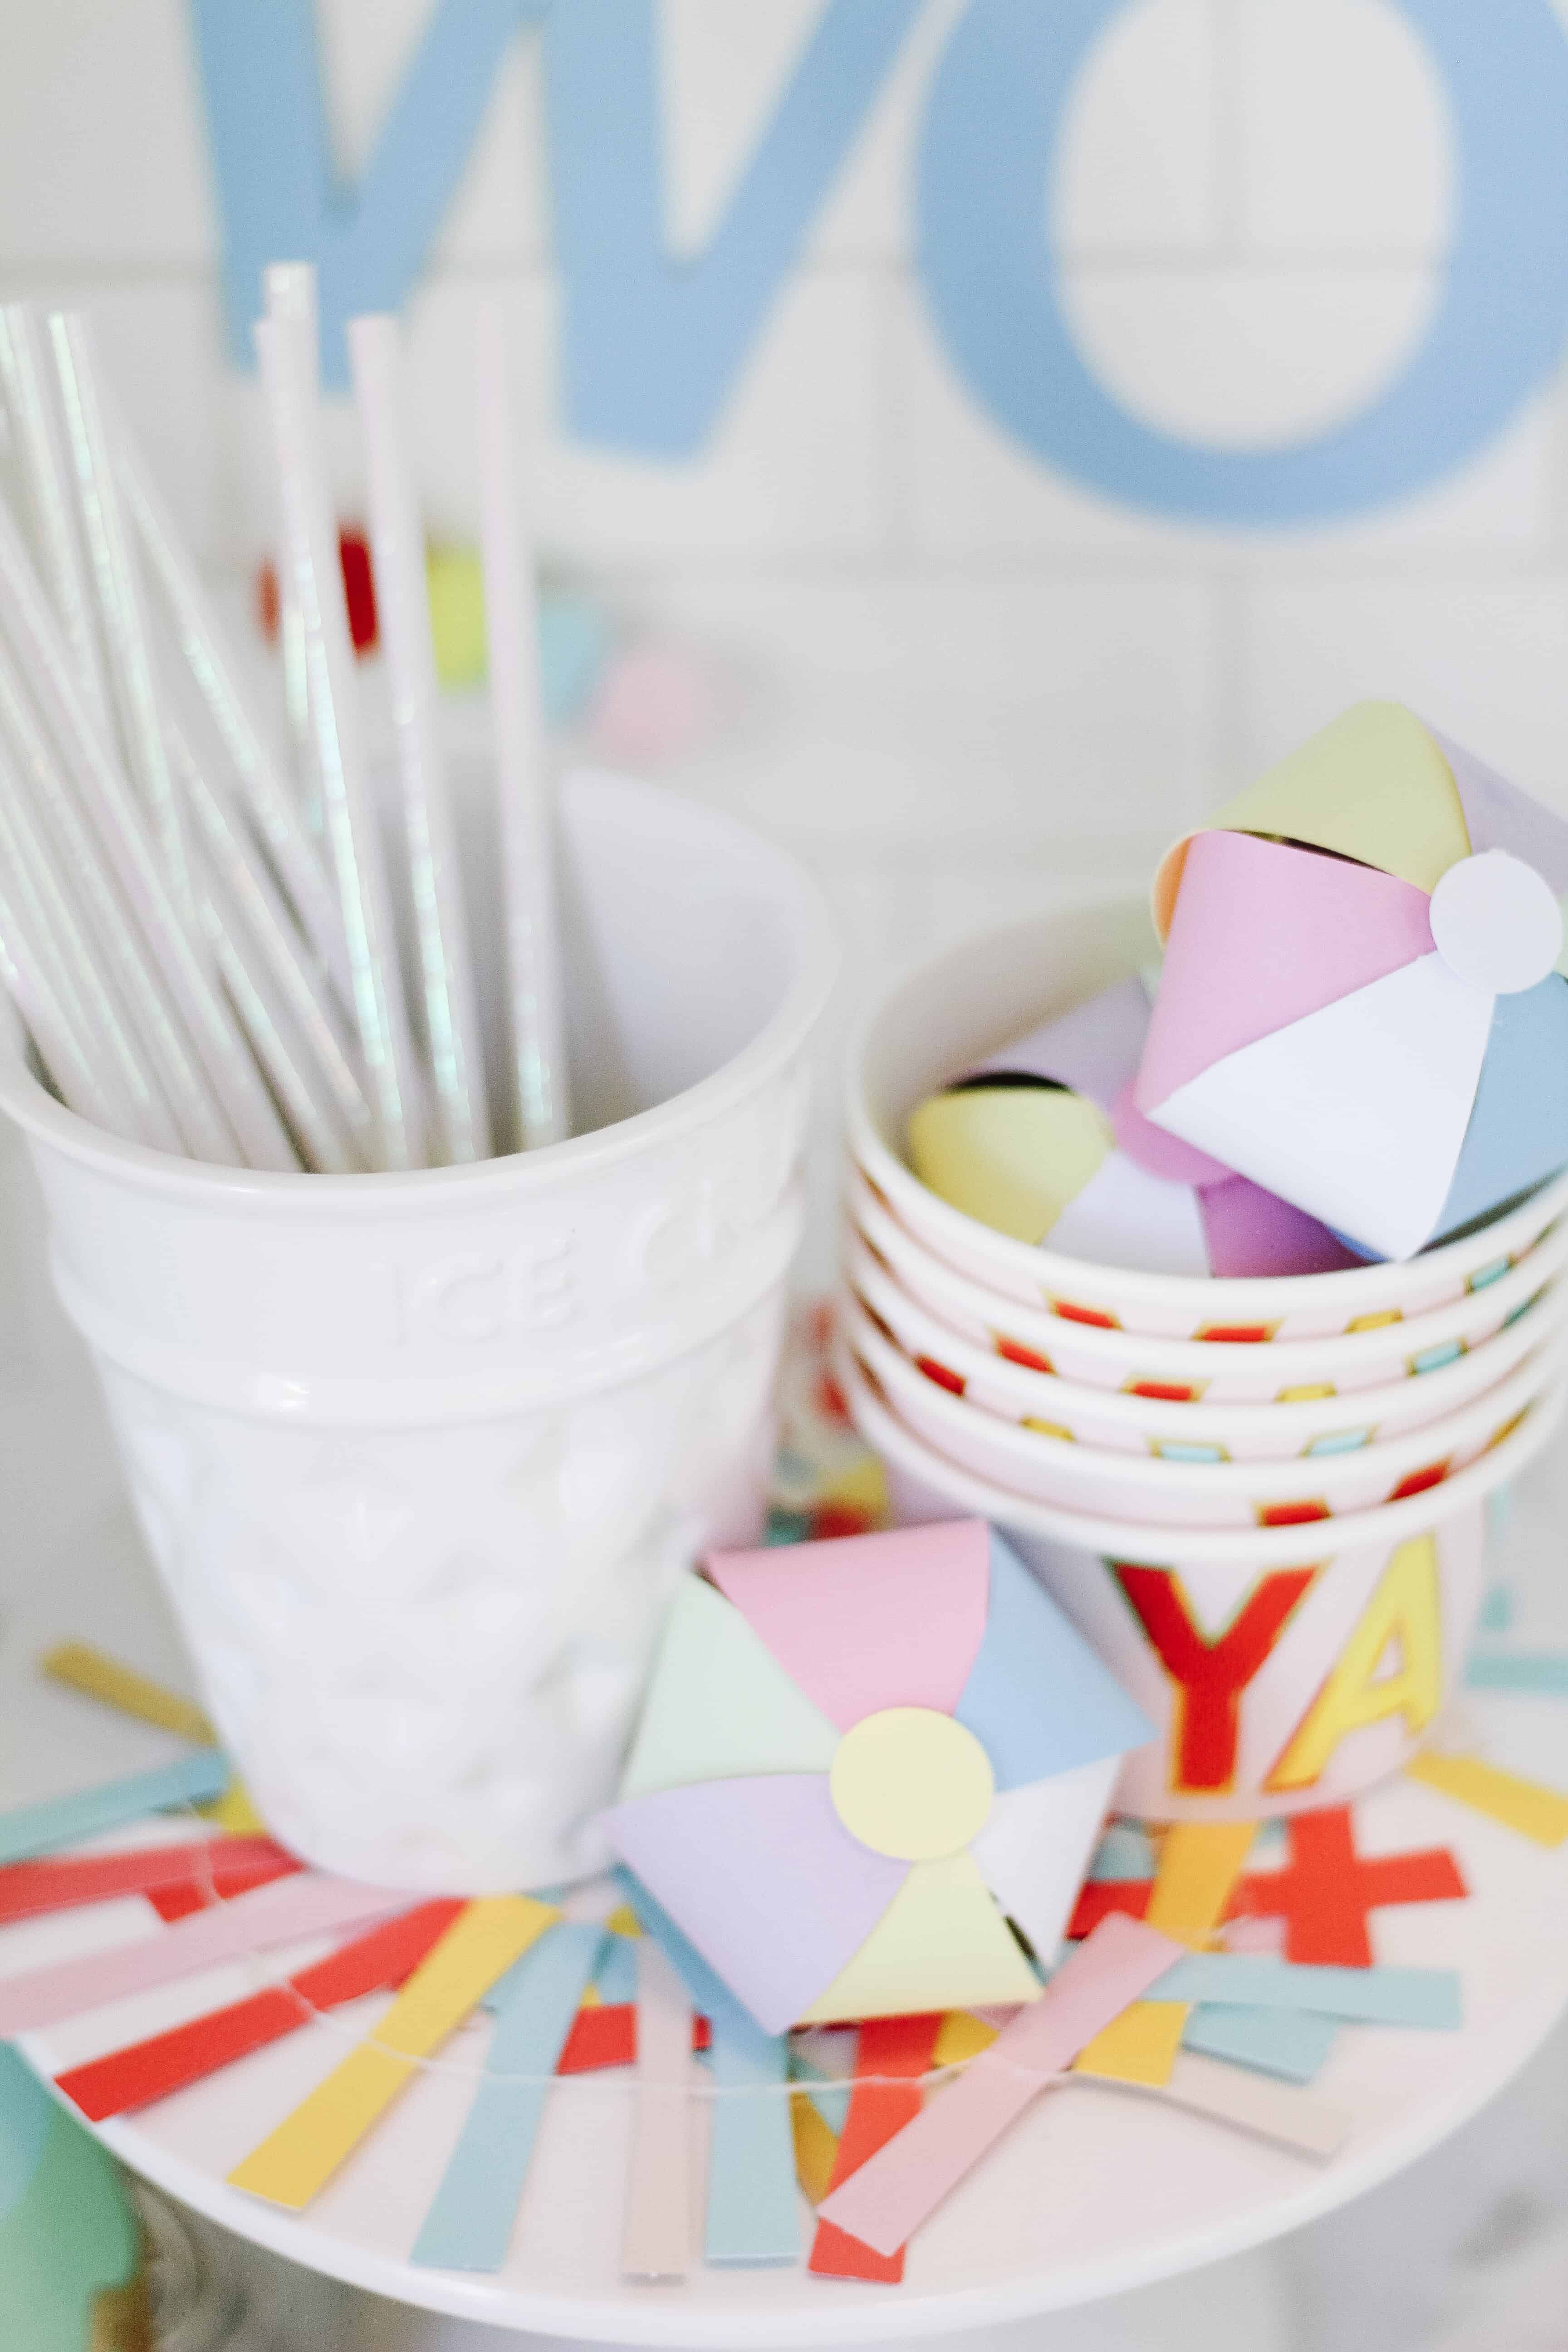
top-left (1429, 851), bottom-right (1563, 995)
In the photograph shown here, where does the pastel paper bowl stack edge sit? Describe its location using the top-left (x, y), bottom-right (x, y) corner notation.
top-left (838, 894), bottom-right (1568, 1823)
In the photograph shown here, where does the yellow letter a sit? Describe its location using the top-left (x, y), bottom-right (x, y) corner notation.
top-left (1268, 1536), bottom-right (1441, 1792)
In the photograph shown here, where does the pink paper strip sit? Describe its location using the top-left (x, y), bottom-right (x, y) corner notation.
top-left (0, 1872), bottom-right (410, 2034)
top-left (707, 1520), bottom-right (990, 1731)
top-left (1137, 830), bottom-right (1435, 1112)
top-left (814, 1915), bottom-right (1185, 2258)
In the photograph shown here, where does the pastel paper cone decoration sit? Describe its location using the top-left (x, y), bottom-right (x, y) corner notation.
top-left (607, 1522), bottom-right (1153, 2034)
top-left (1139, 706), bottom-right (1568, 1261)
top-left (906, 976), bottom-right (1357, 1277)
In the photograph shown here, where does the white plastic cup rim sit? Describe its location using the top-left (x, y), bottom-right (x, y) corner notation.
top-left (838, 1334), bottom-right (1565, 1568)
top-left (847, 895), bottom-right (1568, 1328)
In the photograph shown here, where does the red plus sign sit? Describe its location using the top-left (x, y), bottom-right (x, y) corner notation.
top-left (1067, 1806), bottom-right (1466, 1965)
top-left (1227, 1806), bottom-right (1466, 1965)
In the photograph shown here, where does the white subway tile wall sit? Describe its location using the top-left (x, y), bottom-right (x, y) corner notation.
top-left (6, 0), bottom-right (1568, 1264)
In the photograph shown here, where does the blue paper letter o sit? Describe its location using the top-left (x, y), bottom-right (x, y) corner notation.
top-left (917, 0), bottom-right (1568, 524)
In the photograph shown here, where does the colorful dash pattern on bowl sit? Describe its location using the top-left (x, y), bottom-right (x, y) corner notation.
top-left (606, 1520), bottom-right (1152, 2030)
top-left (1139, 704), bottom-right (1568, 1262)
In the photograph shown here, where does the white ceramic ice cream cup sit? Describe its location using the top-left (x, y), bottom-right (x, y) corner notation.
top-left (844, 1293), bottom-right (1560, 1529)
top-left (0, 773), bottom-right (837, 1892)
top-left (848, 896), bottom-right (1568, 1338)
top-left (838, 1342), bottom-right (1561, 1821)
top-left (851, 1171), bottom-right (1568, 1402)
top-left (845, 1228), bottom-right (1562, 1463)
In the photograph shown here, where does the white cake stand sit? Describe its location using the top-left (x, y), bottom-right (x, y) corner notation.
top-left (0, 1191), bottom-right (1566, 2344)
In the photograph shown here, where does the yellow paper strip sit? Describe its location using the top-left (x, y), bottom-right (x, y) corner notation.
top-left (201, 1783), bottom-right (266, 1835)
top-left (603, 1902), bottom-right (642, 1939)
top-left (1075, 1820), bottom-right (1257, 2086)
top-left (932, 2009), bottom-right (1000, 2069)
top-left (790, 2093), bottom-right (840, 2205)
top-left (1407, 1752), bottom-right (1568, 1847)
top-left (40, 1642), bottom-right (216, 1744)
top-left (227, 1895), bottom-right (557, 2208)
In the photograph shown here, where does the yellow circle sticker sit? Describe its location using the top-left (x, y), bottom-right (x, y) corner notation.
top-left (829, 1707), bottom-right (995, 1861)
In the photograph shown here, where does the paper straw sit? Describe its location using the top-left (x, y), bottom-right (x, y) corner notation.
top-left (349, 312), bottom-right (490, 1163)
top-left (0, 808), bottom-right (127, 1131)
top-left (114, 402), bottom-right (352, 1006)
top-left (0, 493), bottom-right (297, 1168)
top-left (48, 312), bottom-right (196, 926)
top-left (255, 305), bottom-right (424, 1170)
top-left (168, 720), bottom-right (374, 1171)
top-left (0, 629), bottom-right (188, 1152)
top-left (262, 265), bottom-right (318, 834)
top-left (475, 301), bottom-right (569, 1151)
top-left (0, 303), bottom-right (111, 740)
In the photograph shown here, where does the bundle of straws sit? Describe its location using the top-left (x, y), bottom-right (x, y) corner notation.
top-left (0, 260), bottom-right (566, 1174)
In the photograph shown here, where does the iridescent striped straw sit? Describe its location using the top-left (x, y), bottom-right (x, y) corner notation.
top-left (0, 487), bottom-right (296, 1169)
top-left (263, 265), bottom-right (317, 833)
top-left (49, 311), bottom-right (197, 929)
top-left (0, 304), bottom-right (111, 742)
top-left (349, 310), bottom-right (490, 1165)
top-left (476, 299), bottom-right (569, 1152)
top-left (113, 398), bottom-right (353, 1009)
top-left (255, 290), bottom-right (424, 1170)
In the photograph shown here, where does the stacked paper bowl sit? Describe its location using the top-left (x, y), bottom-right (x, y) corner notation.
top-left (838, 899), bottom-right (1568, 1823)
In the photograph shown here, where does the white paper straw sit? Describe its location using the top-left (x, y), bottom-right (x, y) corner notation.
top-left (349, 312), bottom-right (490, 1164)
top-left (49, 312), bottom-right (196, 928)
top-left (113, 401), bottom-right (353, 1008)
top-left (0, 730), bottom-right (144, 1136)
top-left (475, 301), bottom-right (569, 1152)
top-left (255, 305), bottom-right (424, 1171)
top-left (0, 628), bottom-right (203, 1155)
top-left (168, 719), bottom-right (374, 1173)
top-left (0, 486), bottom-right (296, 1169)
top-left (0, 304), bottom-right (112, 742)
top-left (263, 265), bottom-right (318, 834)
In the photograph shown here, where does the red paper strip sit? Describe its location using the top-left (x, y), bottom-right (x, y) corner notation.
top-left (808, 2012), bottom-right (945, 2283)
top-left (1229, 1806), bottom-right (1467, 1966)
top-left (0, 1839), bottom-right (298, 1926)
top-left (147, 1851), bottom-right (302, 1922)
top-left (54, 1900), bottom-right (464, 2122)
top-left (1066, 1812), bottom-right (1466, 1965)
top-left (554, 2003), bottom-right (711, 2076)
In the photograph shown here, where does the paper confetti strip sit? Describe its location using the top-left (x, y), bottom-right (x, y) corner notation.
top-left (1465, 1653), bottom-right (1568, 1695)
top-left (1407, 1752), bottom-right (1568, 1847)
top-left (791, 2087), bottom-right (840, 2205)
top-left (1149, 1954), bottom-right (1461, 2028)
top-left (808, 2011), bottom-right (947, 2283)
top-left (39, 1642), bottom-right (216, 1743)
top-left (1075, 1820), bottom-right (1256, 2086)
top-left (0, 1837), bottom-right (297, 1926)
top-left (0, 1750), bottom-right (230, 1868)
top-left (412, 1924), bottom-right (603, 2273)
top-left (622, 1934), bottom-right (694, 2282)
top-left (55, 1901), bottom-right (464, 2122)
top-left (1183, 2004), bottom-right (1338, 2085)
top-left (622, 1873), bottom-right (799, 2270)
top-left (1150, 2051), bottom-right (1352, 2158)
top-left (816, 1916), bottom-right (1184, 2260)
top-left (0, 1869), bottom-right (413, 2035)
top-left (228, 1896), bottom-right (557, 2209)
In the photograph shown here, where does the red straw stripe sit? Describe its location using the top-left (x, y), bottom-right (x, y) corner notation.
top-left (0, 1839), bottom-right (299, 1925)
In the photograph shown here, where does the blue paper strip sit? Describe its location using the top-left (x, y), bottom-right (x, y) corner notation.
top-left (1088, 1821), bottom-right (1156, 1881)
top-left (1478, 1582), bottom-right (1514, 1633)
top-left (593, 1931), bottom-right (638, 2007)
top-left (1182, 2004), bottom-right (1339, 2085)
top-left (1149, 1954), bottom-right (1462, 2028)
top-left (0, 1751), bottom-right (230, 1867)
top-left (412, 1924), bottom-right (605, 2273)
top-left (617, 1872), bottom-right (799, 2268)
top-left (1465, 1651), bottom-right (1568, 1695)
top-left (788, 2057), bottom-right (852, 2135)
